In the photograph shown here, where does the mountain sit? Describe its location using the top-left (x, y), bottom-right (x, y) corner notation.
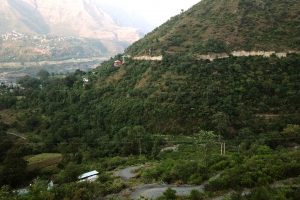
top-left (0, 0), bottom-right (142, 59)
top-left (127, 0), bottom-right (300, 56)
top-left (7, 0), bottom-right (298, 135)
top-left (90, 0), bottom-right (300, 134)
top-left (2, 0), bottom-right (299, 134)
top-left (1, 0), bottom-right (300, 197)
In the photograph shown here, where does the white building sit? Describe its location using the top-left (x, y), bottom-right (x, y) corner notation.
top-left (78, 170), bottom-right (99, 182)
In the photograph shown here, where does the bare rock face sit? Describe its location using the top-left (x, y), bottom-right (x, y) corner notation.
top-left (0, 0), bottom-right (141, 54)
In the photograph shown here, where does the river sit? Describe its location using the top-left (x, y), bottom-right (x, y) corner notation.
top-left (0, 57), bottom-right (108, 84)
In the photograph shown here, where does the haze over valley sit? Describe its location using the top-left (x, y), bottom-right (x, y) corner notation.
top-left (0, 0), bottom-right (147, 83)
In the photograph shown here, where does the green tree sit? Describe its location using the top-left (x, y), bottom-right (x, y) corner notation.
top-left (37, 69), bottom-right (50, 81)
top-left (212, 112), bottom-right (230, 135)
top-left (28, 178), bottom-right (55, 200)
top-left (56, 163), bottom-right (83, 183)
top-left (1, 156), bottom-right (27, 187)
top-left (17, 76), bottom-right (41, 89)
top-left (196, 130), bottom-right (218, 165)
top-left (161, 188), bottom-right (176, 200)
top-left (0, 186), bottom-right (17, 200)
top-left (189, 190), bottom-right (204, 200)
top-left (249, 187), bottom-right (274, 200)
top-left (282, 124), bottom-right (300, 136)
top-left (113, 126), bottom-right (154, 156)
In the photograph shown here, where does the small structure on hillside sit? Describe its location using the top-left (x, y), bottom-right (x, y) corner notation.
top-left (114, 55), bottom-right (131, 67)
top-left (78, 170), bottom-right (99, 182)
top-left (47, 180), bottom-right (54, 190)
top-left (82, 77), bottom-right (89, 87)
top-left (160, 145), bottom-right (180, 152)
top-left (114, 60), bottom-right (123, 67)
top-left (15, 188), bottom-right (29, 196)
top-left (83, 77), bottom-right (89, 82)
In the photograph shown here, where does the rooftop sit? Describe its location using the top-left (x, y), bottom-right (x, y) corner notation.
top-left (78, 170), bottom-right (99, 180)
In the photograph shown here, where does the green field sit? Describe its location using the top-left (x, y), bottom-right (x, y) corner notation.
top-left (25, 153), bottom-right (62, 171)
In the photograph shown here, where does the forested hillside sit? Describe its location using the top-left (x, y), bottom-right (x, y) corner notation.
top-left (1, 53), bottom-right (300, 199)
top-left (11, 54), bottom-right (300, 139)
top-left (127, 0), bottom-right (300, 55)
top-left (0, 0), bottom-right (300, 199)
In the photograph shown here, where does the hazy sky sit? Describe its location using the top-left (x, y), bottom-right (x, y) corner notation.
top-left (98, 0), bottom-right (200, 27)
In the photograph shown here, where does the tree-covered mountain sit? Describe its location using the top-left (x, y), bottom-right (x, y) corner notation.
top-left (127, 0), bottom-right (300, 56)
top-left (4, 0), bottom-right (298, 142)
top-left (0, 0), bottom-right (300, 199)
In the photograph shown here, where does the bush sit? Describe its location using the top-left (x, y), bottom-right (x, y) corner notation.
top-left (189, 190), bottom-right (204, 200)
top-left (159, 188), bottom-right (176, 200)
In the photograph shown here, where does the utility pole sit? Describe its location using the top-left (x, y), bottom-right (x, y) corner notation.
top-left (220, 142), bottom-right (226, 155)
top-left (220, 142), bottom-right (223, 155)
top-left (122, 55), bottom-right (126, 64)
top-left (139, 138), bottom-right (142, 157)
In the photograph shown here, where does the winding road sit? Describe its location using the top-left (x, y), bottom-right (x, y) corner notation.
top-left (114, 165), bottom-right (220, 200)
top-left (130, 184), bottom-right (204, 200)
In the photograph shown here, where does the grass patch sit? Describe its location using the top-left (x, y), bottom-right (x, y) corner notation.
top-left (0, 109), bottom-right (17, 125)
top-left (25, 153), bottom-right (62, 171)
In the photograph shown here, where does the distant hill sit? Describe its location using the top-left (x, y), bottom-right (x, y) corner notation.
top-left (0, 32), bottom-right (108, 62)
top-left (127, 0), bottom-right (300, 56)
top-left (0, 0), bottom-right (142, 60)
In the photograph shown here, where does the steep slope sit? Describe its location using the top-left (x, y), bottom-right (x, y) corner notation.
top-left (127, 0), bottom-right (300, 56)
top-left (9, 0), bottom-right (299, 135)
top-left (3, 0), bottom-right (299, 136)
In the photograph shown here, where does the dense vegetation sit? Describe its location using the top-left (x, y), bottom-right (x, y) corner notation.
top-left (0, 53), bottom-right (299, 199)
top-left (9, 54), bottom-right (300, 138)
top-left (127, 0), bottom-right (300, 55)
top-left (0, 0), bottom-right (300, 199)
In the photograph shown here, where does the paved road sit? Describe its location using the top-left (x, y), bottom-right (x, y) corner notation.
top-left (130, 184), bottom-right (204, 200)
top-left (115, 165), bottom-right (221, 199)
top-left (113, 166), bottom-right (222, 199)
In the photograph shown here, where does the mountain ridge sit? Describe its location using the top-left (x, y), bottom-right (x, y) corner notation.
top-left (126, 0), bottom-right (300, 56)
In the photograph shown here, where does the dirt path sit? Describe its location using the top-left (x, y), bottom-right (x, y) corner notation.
top-left (115, 166), bottom-right (142, 180)
top-left (6, 132), bottom-right (27, 140)
top-left (131, 50), bottom-right (299, 62)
